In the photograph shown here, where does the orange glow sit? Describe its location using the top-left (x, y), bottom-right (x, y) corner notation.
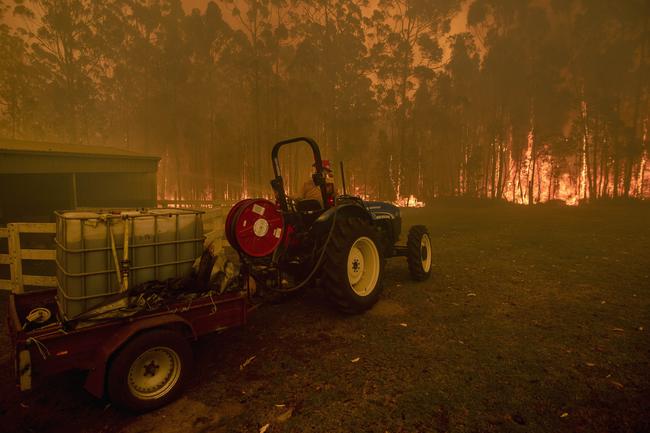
top-left (558, 173), bottom-right (579, 206)
top-left (579, 100), bottom-right (589, 201)
top-left (394, 194), bottom-right (425, 208)
top-left (637, 119), bottom-right (648, 198)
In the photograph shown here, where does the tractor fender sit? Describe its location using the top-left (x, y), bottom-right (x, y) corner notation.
top-left (84, 314), bottom-right (196, 398)
top-left (309, 203), bottom-right (373, 238)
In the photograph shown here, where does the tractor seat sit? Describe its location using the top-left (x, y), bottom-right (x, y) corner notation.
top-left (295, 199), bottom-right (322, 213)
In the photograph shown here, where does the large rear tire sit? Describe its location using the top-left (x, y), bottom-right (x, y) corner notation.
top-left (321, 218), bottom-right (384, 313)
top-left (407, 225), bottom-right (432, 281)
top-left (107, 329), bottom-right (193, 412)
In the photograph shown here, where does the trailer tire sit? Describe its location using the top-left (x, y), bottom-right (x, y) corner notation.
top-left (321, 217), bottom-right (384, 313)
top-left (107, 329), bottom-right (193, 412)
top-left (407, 225), bottom-right (432, 281)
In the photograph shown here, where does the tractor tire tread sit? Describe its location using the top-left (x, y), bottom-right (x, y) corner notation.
top-left (407, 225), bottom-right (432, 281)
top-left (321, 217), bottom-right (384, 313)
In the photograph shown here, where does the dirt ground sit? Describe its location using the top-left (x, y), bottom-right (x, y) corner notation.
top-left (1, 203), bottom-right (649, 433)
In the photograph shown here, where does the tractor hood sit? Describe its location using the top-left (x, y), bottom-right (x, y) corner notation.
top-left (363, 201), bottom-right (400, 221)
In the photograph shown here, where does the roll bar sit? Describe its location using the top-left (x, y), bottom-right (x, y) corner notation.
top-left (270, 137), bottom-right (328, 212)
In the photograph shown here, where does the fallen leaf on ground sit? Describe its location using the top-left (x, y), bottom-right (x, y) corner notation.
top-left (610, 380), bottom-right (625, 390)
top-left (351, 357), bottom-right (360, 363)
top-left (240, 355), bottom-right (256, 371)
top-left (560, 412), bottom-right (569, 418)
top-left (512, 413), bottom-right (526, 425)
top-left (276, 408), bottom-right (293, 422)
top-left (585, 362), bottom-right (596, 367)
top-left (259, 423), bottom-right (270, 433)
top-left (612, 327), bottom-right (625, 333)
top-left (467, 293), bottom-right (477, 297)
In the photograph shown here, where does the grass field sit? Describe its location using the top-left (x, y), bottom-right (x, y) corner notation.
top-left (1, 203), bottom-right (649, 433)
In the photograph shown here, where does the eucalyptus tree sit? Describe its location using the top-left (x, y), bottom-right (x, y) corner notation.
top-left (182, 2), bottom-right (239, 199)
top-left (0, 1), bottom-right (36, 138)
top-left (218, 0), bottom-right (278, 195)
top-left (12, 0), bottom-right (115, 142)
top-left (102, 0), bottom-right (163, 154)
top-left (439, 33), bottom-right (481, 198)
top-left (368, 0), bottom-right (461, 200)
top-left (2, 0), bottom-right (646, 204)
top-left (561, 0), bottom-right (649, 199)
top-left (287, 0), bottom-right (375, 191)
top-left (468, 0), bottom-right (569, 203)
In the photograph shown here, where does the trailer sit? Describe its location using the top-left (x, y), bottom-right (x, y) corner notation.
top-left (7, 287), bottom-right (248, 412)
top-left (2, 207), bottom-right (251, 412)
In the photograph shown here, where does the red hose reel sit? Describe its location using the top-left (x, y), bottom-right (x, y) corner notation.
top-left (225, 199), bottom-right (284, 257)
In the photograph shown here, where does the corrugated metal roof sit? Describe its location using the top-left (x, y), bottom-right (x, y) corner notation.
top-left (0, 138), bottom-right (160, 160)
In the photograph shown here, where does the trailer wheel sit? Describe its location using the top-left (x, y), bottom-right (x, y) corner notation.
top-left (321, 217), bottom-right (384, 313)
top-left (407, 225), bottom-right (432, 281)
top-left (107, 329), bottom-right (193, 412)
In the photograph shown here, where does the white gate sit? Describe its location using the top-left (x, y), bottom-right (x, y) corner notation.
top-left (0, 223), bottom-right (57, 293)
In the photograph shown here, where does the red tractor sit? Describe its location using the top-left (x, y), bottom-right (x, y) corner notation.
top-left (225, 137), bottom-right (432, 312)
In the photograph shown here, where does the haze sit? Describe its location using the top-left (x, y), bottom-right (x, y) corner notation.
top-left (1, 0), bottom-right (648, 204)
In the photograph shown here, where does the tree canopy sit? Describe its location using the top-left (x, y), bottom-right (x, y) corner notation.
top-left (1, 0), bottom-right (648, 203)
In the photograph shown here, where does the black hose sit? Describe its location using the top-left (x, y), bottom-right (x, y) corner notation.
top-left (269, 198), bottom-right (341, 293)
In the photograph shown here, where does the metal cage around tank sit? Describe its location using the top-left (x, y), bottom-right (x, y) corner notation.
top-left (54, 209), bottom-right (204, 320)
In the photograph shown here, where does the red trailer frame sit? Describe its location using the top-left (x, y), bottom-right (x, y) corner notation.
top-left (7, 288), bottom-right (248, 401)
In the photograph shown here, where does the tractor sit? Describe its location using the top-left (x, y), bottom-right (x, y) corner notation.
top-left (225, 137), bottom-right (432, 313)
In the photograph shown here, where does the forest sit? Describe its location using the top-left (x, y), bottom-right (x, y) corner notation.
top-left (1, 0), bottom-right (649, 205)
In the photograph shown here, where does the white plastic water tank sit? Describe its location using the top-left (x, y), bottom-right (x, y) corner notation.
top-left (55, 209), bottom-right (204, 319)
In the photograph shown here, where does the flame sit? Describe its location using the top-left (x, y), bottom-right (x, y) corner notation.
top-left (558, 173), bottom-right (579, 206)
top-left (154, 114), bottom-right (649, 207)
top-left (579, 100), bottom-right (590, 200)
top-left (353, 186), bottom-right (372, 201)
top-left (524, 128), bottom-right (534, 203)
top-left (394, 194), bottom-right (425, 208)
top-left (637, 119), bottom-right (648, 198)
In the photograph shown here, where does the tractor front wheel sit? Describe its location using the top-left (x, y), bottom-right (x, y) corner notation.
top-left (321, 218), bottom-right (384, 313)
top-left (406, 225), bottom-right (432, 281)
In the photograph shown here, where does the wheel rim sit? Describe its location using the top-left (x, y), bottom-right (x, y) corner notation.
top-left (347, 236), bottom-right (380, 296)
top-left (420, 234), bottom-right (432, 273)
top-left (128, 346), bottom-right (181, 400)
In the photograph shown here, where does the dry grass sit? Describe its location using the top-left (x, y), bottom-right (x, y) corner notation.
top-left (1, 203), bottom-right (649, 433)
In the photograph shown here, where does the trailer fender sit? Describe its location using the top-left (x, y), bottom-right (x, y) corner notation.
top-left (84, 315), bottom-right (196, 398)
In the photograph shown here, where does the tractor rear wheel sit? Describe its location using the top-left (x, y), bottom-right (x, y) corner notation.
top-left (406, 225), bottom-right (432, 281)
top-left (321, 218), bottom-right (384, 313)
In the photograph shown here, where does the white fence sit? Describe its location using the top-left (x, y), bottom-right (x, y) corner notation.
top-left (0, 223), bottom-right (57, 293)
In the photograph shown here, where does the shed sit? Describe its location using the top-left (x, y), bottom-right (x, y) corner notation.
top-left (0, 138), bottom-right (160, 225)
